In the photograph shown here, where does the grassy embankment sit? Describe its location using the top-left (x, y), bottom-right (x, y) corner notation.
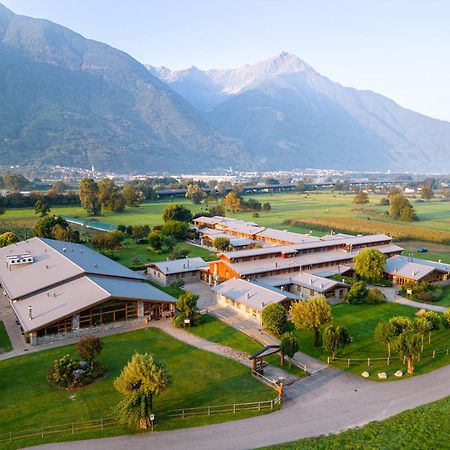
top-left (0, 327), bottom-right (274, 449)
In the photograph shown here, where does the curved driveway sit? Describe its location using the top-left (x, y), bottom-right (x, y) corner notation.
top-left (33, 364), bottom-right (450, 450)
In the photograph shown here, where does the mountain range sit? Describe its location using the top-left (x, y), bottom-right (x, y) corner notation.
top-left (149, 52), bottom-right (450, 172)
top-left (0, 3), bottom-right (248, 173)
top-left (1, 2), bottom-right (450, 174)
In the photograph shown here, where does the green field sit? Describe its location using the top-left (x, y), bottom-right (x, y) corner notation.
top-left (189, 315), bottom-right (305, 377)
top-left (262, 396), bottom-right (450, 450)
top-left (0, 321), bottom-right (12, 353)
top-left (286, 302), bottom-right (450, 380)
top-left (0, 327), bottom-right (273, 449)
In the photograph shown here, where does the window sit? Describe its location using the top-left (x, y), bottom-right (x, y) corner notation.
top-left (79, 299), bottom-right (138, 328)
top-left (37, 317), bottom-right (73, 337)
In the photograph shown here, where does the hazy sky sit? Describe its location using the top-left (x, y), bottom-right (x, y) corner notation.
top-left (2, 0), bottom-right (450, 121)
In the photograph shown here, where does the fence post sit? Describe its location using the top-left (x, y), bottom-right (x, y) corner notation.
top-left (9, 431), bottom-right (12, 443)
top-left (433, 350), bottom-right (436, 359)
top-left (233, 404), bottom-right (236, 414)
top-left (258, 402), bottom-right (261, 411)
top-left (208, 406), bottom-right (211, 416)
top-left (367, 357), bottom-right (370, 367)
top-left (101, 417), bottom-right (104, 430)
top-left (327, 356), bottom-right (330, 364)
top-left (347, 358), bottom-right (350, 367)
top-left (72, 423), bottom-right (74, 434)
top-left (270, 399), bottom-right (273, 410)
top-left (182, 409), bottom-right (185, 419)
top-left (387, 356), bottom-right (390, 366)
top-left (41, 426), bottom-right (44, 438)
top-left (447, 348), bottom-right (449, 355)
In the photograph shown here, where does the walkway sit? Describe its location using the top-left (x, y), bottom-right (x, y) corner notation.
top-left (378, 287), bottom-right (448, 313)
top-left (149, 319), bottom-right (298, 384)
top-left (31, 363), bottom-right (450, 450)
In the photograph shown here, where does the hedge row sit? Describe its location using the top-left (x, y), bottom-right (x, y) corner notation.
top-left (285, 217), bottom-right (450, 244)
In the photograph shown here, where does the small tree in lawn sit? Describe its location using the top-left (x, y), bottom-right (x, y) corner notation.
top-left (280, 332), bottom-right (299, 367)
top-left (261, 303), bottom-right (287, 336)
top-left (114, 353), bottom-right (169, 429)
top-left (213, 237), bottom-right (230, 252)
top-left (414, 317), bottom-right (432, 352)
top-left (173, 291), bottom-right (201, 327)
top-left (353, 191), bottom-right (369, 204)
top-left (393, 331), bottom-right (421, 374)
top-left (443, 309), bottom-right (450, 329)
top-left (34, 199), bottom-right (51, 217)
top-left (374, 320), bottom-right (396, 357)
top-left (388, 316), bottom-right (413, 337)
top-left (290, 296), bottom-right (332, 347)
top-left (76, 336), bottom-right (103, 366)
top-left (354, 248), bottom-right (386, 282)
top-left (423, 311), bottom-right (440, 344)
top-left (323, 325), bottom-right (351, 360)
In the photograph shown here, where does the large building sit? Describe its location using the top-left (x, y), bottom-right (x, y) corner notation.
top-left (0, 238), bottom-right (176, 345)
top-left (146, 257), bottom-right (208, 286)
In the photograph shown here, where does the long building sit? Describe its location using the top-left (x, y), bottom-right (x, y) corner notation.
top-left (0, 238), bottom-right (176, 345)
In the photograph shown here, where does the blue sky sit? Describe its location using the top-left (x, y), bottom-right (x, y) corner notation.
top-left (2, 0), bottom-right (450, 121)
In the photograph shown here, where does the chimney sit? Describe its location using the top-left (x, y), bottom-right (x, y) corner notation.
top-left (246, 292), bottom-right (250, 300)
top-left (28, 305), bottom-right (32, 320)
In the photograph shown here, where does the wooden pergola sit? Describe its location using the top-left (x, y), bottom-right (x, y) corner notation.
top-left (249, 345), bottom-right (281, 375)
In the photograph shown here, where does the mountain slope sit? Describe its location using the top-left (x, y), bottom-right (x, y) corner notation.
top-left (0, 4), bottom-right (250, 173)
top-left (152, 53), bottom-right (450, 172)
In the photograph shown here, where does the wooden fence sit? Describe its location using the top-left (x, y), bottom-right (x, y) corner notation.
top-left (327, 347), bottom-right (449, 367)
top-left (0, 397), bottom-right (280, 445)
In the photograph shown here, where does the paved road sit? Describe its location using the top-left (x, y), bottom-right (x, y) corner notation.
top-left (32, 363), bottom-right (450, 450)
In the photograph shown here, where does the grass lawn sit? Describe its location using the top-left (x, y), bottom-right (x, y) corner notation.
top-left (0, 321), bottom-right (12, 353)
top-left (0, 327), bottom-right (274, 449)
top-left (286, 302), bottom-right (450, 380)
top-left (110, 238), bottom-right (217, 269)
top-left (189, 315), bottom-right (306, 377)
top-left (262, 396), bottom-right (450, 450)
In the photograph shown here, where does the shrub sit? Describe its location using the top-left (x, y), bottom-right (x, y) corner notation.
top-left (416, 291), bottom-right (433, 303)
top-left (346, 281), bottom-right (368, 304)
top-left (367, 288), bottom-right (386, 304)
top-left (47, 355), bottom-right (79, 388)
top-left (173, 291), bottom-right (201, 327)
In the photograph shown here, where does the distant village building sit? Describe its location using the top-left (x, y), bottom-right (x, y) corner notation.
top-left (146, 257), bottom-right (208, 286)
top-left (0, 238), bottom-right (176, 345)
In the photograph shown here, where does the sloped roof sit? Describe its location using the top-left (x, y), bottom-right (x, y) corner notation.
top-left (385, 255), bottom-right (448, 281)
top-left (148, 257), bottom-right (208, 275)
top-left (212, 278), bottom-right (290, 312)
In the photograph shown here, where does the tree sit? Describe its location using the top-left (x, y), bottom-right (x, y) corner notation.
top-left (367, 288), bottom-right (386, 304)
top-left (148, 230), bottom-right (163, 251)
top-left (414, 317), bottom-right (432, 352)
top-left (222, 192), bottom-right (241, 212)
top-left (173, 291), bottom-right (201, 327)
top-left (161, 220), bottom-right (189, 240)
top-left (34, 215), bottom-right (73, 240)
top-left (261, 303), bottom-right (287, 335)
top-left (423, 311), bottom-right (440, 344)
top-left (354, 248), bottom-right (386, 282)
top-left (122, 184), bottom-right (144, 207)
top-left (131, 225), bottom-right (150, 242)
top-left (262, 202), bottom-right (272, 212)
top-left (389, 194), bottom-right (416, 221)
top-left (76, 336), bottom-right (103, 364)
top-left (442, 309), bottom-right (450, 329)
top-left (34, 199), bottom-right (50, 217)
top-left (420, 185), bottom-right (434, 201)
top-left (162, 204), bottom-right (193, 223)
top-left (79, 178), bottom-right (101, 216)
top-left (52, 180), bottom-right (67, 194)
top-left (290, 296), bottom-right (332, 347)
top-left (0, 231), bottom-right (20, 247)
top-left (393, 331), bottom-right (421, 374)
top-left (98, 178), bottom-right (125, 212)
top-left (52, 224), bottom-right (79, 243)
top-left (353, 191), bottom-right (369, 204)
top-left (114, 353), bottom-right (169, 429)
top-left (186, 184), bottom-right (206, 204)
top-left (90, 230), bottom-right (124, 252)
top-left (213, 237), bottom-right (230, 251)
top-left (209, 204), bottom-right (226, 217)
top-left (388, 316), bottom-right (413, 336)
top-left (345, 281), bottom-right (368, 304)
top-left (322, 325), bottom-right (351, 359)
top-left (374, 320), bottom-right (396, 357)
top-left (280, 332), bottom-right (298, 367)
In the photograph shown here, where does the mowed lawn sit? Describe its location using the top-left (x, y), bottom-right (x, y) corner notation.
top-left (0, 321), bottom-right (12, 353)
top-left (262, 396), bottom-right (450, 450)
top-left (0, 328), bottom-right (273, 448)
top-left (287, 302), bottom-right (450, 380)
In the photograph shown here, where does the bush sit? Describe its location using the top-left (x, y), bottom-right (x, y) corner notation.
top-left (261, 303), bottom-right (287, 335)
top-left (367, 288), bottom-right (386, 304)
top-left (416, 291), bottom-right (433, 303)
top-left (346, 281), bottom-right (368, 304)
top-left (47, 355), bottom-right (79, 388)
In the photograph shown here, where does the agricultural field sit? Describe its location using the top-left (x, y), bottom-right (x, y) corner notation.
top-left (286, 302), bottom-right (450, 380)
top-left (0, 327), bottom-right (273, 449)
top-left (262, 396), bottom-right (449, 450)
